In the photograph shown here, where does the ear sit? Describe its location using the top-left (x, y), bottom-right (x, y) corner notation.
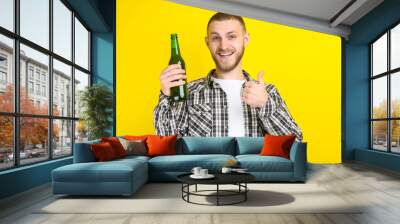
top-left (244, 32), bottom-right (250, 47)
top-left (205, 36), bottom-right (209, 46)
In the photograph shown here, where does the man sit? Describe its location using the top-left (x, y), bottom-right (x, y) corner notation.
top-left (154, 12), bottom-right (302, 141)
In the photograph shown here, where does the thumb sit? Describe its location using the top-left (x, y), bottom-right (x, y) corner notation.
top-left (257, 71), bottom-right (265, 84)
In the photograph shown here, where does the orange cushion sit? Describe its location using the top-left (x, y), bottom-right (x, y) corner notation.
top-left (146, 135), bottom-right (177, 157)
top-left (101, 137), bottom-right (127, 158)
top-left (259, 135), bottom-right (296, 159)
top-left (91, 142), bottom-right (117, 161)
top-left (124, 135), bottom-right (150, 141)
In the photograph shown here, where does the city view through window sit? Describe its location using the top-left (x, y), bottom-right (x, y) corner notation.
top-left (371, 23), bottom-right (400, 153)
top-left (0, 0), bottom-right (91, 170)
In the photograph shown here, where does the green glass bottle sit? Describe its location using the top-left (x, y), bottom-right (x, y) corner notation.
top-left (169, 33), bottom-right (187, 102)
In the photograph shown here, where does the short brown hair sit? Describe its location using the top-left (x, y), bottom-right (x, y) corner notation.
top-left (207, 12), bottom-right (246, 32)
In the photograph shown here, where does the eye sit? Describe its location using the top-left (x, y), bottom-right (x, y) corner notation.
top-left (227, 35), bottom-right (236, 40)
top-left (211, 36), bottom-right (220, 41)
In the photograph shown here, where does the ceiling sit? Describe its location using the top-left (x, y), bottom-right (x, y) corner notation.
top-left (168, 0), bottom-right (384, 38)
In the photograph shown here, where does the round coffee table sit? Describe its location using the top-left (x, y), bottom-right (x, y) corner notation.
top-left (177, 172), bottom-right (255, 206)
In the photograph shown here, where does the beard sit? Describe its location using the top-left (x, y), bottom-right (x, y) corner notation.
top-left (211, 46), bottom-right (244, 73)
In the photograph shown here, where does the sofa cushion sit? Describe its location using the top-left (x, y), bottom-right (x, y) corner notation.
top-left (235, 137), bottom-right (263, 155)
top-left (260, 135), bottom-right (296, 159)
top-left (118, 138), bottom-right (147, 156)
top-left (91, 142), bottom-right (118, 161)
top-left (115, 155), bottom-right (150, 163)
top-left (177, 137), bottom-right (236, 155)
top-left (124, 135), bottom-right (149, 141)
top-left (101, 137), bottom-right (127, 158)
top-left (147, 135), bottom-right (177, 157)
top-left (52, 159), bottom-right (147, 183)
top-left (236, 155), bottom-right (293, 172)
top-left (148, 154), bottom-right (235, 172)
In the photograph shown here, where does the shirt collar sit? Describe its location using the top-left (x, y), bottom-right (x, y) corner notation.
top-left (205, 69), bottom-right (254, 88)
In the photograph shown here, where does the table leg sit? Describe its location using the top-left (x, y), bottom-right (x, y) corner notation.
top-left (217, 184), bottom-right (219, 206)
top-left (195, 184), bottom-right (197, 192)
top-left (245, 183), bottom-right (247, 201)
top-left (187, 184), bottom-right (190, 202)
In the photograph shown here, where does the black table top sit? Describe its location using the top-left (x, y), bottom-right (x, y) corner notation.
top-left (177, 172), bottom-right (255, 185)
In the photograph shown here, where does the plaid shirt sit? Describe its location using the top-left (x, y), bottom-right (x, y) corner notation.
top-left (154, 70), bottom-right (303, 141)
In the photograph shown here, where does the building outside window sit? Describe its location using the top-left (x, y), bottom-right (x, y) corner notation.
top-left (0, 0), bottom-right (91, 170)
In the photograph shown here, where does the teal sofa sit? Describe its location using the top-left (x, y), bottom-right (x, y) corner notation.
top-left (52, 137), bottom-right (307, 196)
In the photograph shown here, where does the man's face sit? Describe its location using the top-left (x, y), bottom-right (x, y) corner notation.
top-left (206, 19), bottom-right (249, 73)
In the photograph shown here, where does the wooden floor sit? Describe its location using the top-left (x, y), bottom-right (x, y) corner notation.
top-left (1, 162), bottom-right (400, 224)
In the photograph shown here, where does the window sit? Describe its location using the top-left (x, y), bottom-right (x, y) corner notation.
top-left (28, 67), bottom-right (34, 80)
top-left (0, 0), bottom-right (14, 32)
top-left (36, 83), bottom-right (40, 95)
top-left (0, 0), bottom-right (91, 170)
top-left (20, 0), bottom-right (49, 49)
top-left (28, 81), bottom-right (34, 94)
top-left (41, 73), bottom-right (46, 83)
top-left (0, 54), bottom-right (7, 87)
top-left (53, 0), bottom-right (72, 60)
top-left (371, 23), bottom-right (400, 154)
top-left (42, 85), bottom-right (46, 97)
top-left (20, 117), bottom-right (49, 165)
top-left (75, 18), bottom-right (89, 70)
top-left (0, 54), bottom-right (7, 67)
top-left (74, 69), bottom-right (89, 143)
top-left (0, 116), bottom-right (13, 170)
top-left (53, 59), bottom-right (71, 117)
top-left (74, 69), bottom-right (89, 119)
top-left (35, 70), bottom-right (40, 81)
top-left (53, 119), bottom-right (72, 158)
top-left (0, 34), bottom-right (13, 111)
top-left (0, 71), bottom-right (6, 85)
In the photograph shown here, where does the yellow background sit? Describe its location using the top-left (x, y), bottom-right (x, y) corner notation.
top-left (116, 0), bottom-right (342, 163)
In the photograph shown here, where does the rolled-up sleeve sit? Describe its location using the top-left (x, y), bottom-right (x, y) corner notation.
top-left (153, 92), bottom-right (188, 137)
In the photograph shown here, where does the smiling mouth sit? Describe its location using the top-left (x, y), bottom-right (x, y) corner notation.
top-left (217, 52), bottom-right (234, 58)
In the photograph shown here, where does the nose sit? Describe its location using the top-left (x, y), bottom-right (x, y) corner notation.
top-left (218, 38), bottom-right (229, 50)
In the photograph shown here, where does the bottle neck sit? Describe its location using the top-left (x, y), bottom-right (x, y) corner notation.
top-left (171, 36), bottom-right (181, 57)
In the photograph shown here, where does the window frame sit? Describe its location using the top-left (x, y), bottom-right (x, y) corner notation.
top-left (0, 0), bottom-right (92, 171)
top-left (370, 21), bottom-right (400, 154)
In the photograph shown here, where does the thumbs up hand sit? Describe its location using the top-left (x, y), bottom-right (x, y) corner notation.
top-left (242, 71), bottom-right (269, 108)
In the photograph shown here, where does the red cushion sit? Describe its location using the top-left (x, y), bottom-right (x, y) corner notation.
top-left (91, 142), bottom-right (117, 161)
top-left (146, 135), bottom-right (177, 157)
top-left (259, 135), bottom-right (296, 159)
top-left (101, 137), bottom-right (127, 158)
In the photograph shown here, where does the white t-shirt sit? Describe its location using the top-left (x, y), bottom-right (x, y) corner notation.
top-left (212, 78), bottom-right (246, 137)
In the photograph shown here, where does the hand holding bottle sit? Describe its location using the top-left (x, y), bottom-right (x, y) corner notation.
top-left (160, 64), bottom-right (186, 96)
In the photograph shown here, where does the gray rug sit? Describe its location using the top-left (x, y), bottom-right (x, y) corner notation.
top-left (37, 183), bottom-right (362, 214)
